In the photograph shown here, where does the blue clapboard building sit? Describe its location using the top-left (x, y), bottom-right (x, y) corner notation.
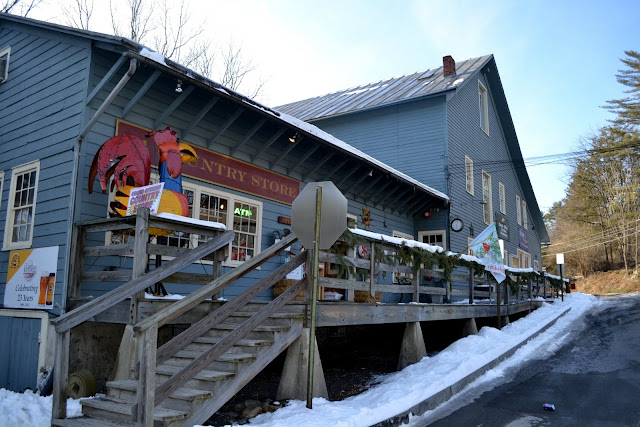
top-left (0, 14), bottom-right (451, 392)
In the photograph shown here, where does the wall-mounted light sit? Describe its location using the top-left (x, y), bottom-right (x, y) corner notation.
top-left (289, 132), bottom-right (300, 143)
top-left (469, 223), bottom-right (475, 237)
top-left (368, 169), bottom-right (373, 176)
top-left (175, 80), bottom-right (183, 93)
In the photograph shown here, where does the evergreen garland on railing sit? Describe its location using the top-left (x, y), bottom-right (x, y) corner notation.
top-left (327, 228), bottom-right (553, 293)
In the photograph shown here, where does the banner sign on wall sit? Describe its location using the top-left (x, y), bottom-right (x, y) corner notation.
top-left (4, 246), bottom-right (59, 309)
top-left (116, 120), bottom-right (301, 205)
top-left (126, 183), bottom-right (164, 215)
top-left (518, 227), bottom-right (529, 250)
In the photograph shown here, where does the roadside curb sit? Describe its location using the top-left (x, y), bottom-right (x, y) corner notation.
top-left (373, 307), bottom-right (572, 426)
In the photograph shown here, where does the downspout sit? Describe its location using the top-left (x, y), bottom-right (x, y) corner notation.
top-left (62, 57), bottom-right (138, 313)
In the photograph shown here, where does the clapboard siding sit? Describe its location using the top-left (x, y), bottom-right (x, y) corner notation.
top-left (0, 23), bottom-right (91, 310)
top-left (447, 71), bottom-right (542, 267)
top-left (312, 97), bottom-right (448, 193)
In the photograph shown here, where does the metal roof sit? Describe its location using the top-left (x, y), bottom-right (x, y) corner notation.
top-left (276, 55), bottom-right (493, 121)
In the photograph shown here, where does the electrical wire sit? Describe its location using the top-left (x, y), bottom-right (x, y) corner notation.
top-left (543, 225), bottom-right (640, 257)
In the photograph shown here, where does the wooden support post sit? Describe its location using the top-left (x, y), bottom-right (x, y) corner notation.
top-left (369, 242), bottom-right (376, 297)
top-left (462, 318), bottom-right (478, 337)
top-left (412, 268), bottom-right (420, 303)
top-left (130, 208), bottom-right (150, 324)
top-left (445, 277), bottom-right (451, 303)
top-left (543, 275), bottom-right (547, 299)
top-left (51, 331), bottom-right (70, 421)
top-left (527, 277), bottom-right (532, 300)
top-left (277, 328), bottom-right (328, 401)
top-left (68, 226), bottom-right (86, 299)
top-left (211, 245), bottom-right (224, 300)
top-left (135, 324), bottom-right (157, 427)
top-left (468, 266), bottom-right (474, 304)
top-left (397, 322), bottom-right (427, 370)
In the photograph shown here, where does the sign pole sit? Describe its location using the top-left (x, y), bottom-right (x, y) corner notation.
top-left (556, 253), bottom-right (565, 302)
top-left (306, 186), bottom-right (322, 409)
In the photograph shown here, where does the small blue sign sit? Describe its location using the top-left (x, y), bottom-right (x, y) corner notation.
top-left (518, 227), bottom-right (529, 250)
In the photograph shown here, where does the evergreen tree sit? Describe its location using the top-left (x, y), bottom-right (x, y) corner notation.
top-left (606, 50), bottom-right (640, 127)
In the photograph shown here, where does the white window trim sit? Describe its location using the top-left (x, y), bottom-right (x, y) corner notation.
top-left (482, 170), bottom-right (492, 225)
top-left (393, 230), bottom-right (413, 241)
top-left (517, 249), bottom-right (531, 269)
top-left (0, 171), bottom-right (4, 212)
top-left (418, 230), bottom-right (446, 250)
top-left (503, 248), bottom-right (509, 267)
top-left (347, 213), bottom-right (358, 229)
top-left (0, 45), bottom-right (10, 84)
top-left (3, 160), bottom-right (40, 250)
top-left (478, 80), bottom-right (489, 136)
top-left (465, 155), bottom-right (474, 195)
top-left (516, 194), bottom-right (522, 225)
top-left (499, 182), bottom-right (506, 214)
top-left (522, 200), bottom-right (528, 229)
top-left (534, 259), bottom-right (540, 271)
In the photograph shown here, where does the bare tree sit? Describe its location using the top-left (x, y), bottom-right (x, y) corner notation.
top-left (110, 0), bottom-right (153, 44)
top-left (1, 0), bottom-right (42, 15)
top-left (62, 0), bottom-right (93, 30)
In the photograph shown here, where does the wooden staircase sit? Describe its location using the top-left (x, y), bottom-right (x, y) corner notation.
top-left (51, 229), bottom-right (306, 427)
top-left (72, 312), bottom-right (303, 426)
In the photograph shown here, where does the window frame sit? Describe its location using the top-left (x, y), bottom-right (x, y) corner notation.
top-left (418, 230), bottom-right (446, 250)
top-left (478, 80), bottom-right (489, 135)
top-left (499, 182), bottom-right (506, 214)
top-left (347, 213), bottom-right (358, 229)
top-left (3, 160), bottom-right (40, 250)
top-left (522, 200), bottom-right (528, 229)
top-left (0, 45), bottom-right (10, 84)
top-left (481, 170), bottom-right (492, 225)
top-left (0, 171), bottom-right (4, 213)
top-left (465, 155), bottom-right (474, 195)
top-left (517, 249), bottom-right (531, 269)
top-left (516, 194), bottom-right (522, 225)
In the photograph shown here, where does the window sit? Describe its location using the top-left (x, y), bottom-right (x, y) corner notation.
top-left (522, 201), bottom-right (528, 229)
top-left (347, 213), bottom-right (358, 229)
top-left (482, 171), bottom-right (492, 225)
top-left (3, 161), bottom-right (40, 250)
top-left (516, 195), bottom-right (522, 225)
top-left (418, 230), bottom-right (446, 250)
top-left (465, 156), bottom-right (474, 195)
top-left (478, 81), bottom-right (489, 135)
top-left (499, 182), bottom-right (506, 214)
top-left (534, 258), bottom-right (539, 271)
top-left (107, 177), bottom-right (262, 265)
top-left (517, 249), bottom-right (531, 269)
top-left (503, 248), bottom-right (509, 267)
top-left (0, 46), bottom-right (10, 84)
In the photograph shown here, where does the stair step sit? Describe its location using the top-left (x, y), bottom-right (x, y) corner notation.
top-left (153, 364), bottom-right (236, 392)
top-left (193, 336), bottom-right (274, 347)
top-left (107, 380), bottom-right (213, 413)
top-left (52, 417), bottom-right (130, 426)
top-left (80, 396), bottom-right (188, 426)
top-left (213, 323), bottom-right (289, 332)
top-left (164, 350), bottom-right (256, 372)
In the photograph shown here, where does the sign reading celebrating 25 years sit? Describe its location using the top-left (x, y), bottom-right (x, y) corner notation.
top-left (4, 246), bottom-right (59, 310)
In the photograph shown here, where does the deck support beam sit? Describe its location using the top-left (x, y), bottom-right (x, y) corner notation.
top-left (462, 318), bottom-right (478, 337)
top-left (397, 321), bottom-right (427, 370)
top-left (276, 327), bottom-right (328, 401)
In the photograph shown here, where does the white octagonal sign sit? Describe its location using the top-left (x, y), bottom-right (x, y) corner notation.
top-left (292, 181), bottom-right (347, 250)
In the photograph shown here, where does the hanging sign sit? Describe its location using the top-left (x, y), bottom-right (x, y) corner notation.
top-left (494, 212), bottom-right (510, 241)
top-left (518, 227), bottom-right (529, 250)
top-left (126, 182), bottom-right (164, 215)
top-left (4, 246), bottom-right (59, 309)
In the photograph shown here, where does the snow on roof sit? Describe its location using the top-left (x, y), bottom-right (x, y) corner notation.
top-left (139, 47), bottom-right (167, 66)
top-left (155, 212), bottom-right (226, 230)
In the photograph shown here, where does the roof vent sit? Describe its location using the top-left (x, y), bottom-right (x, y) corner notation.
top-left (443, 55), bottom-right (456, 77)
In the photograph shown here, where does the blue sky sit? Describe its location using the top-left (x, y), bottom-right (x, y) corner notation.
top-left (32, 0), bottom-right (640, 213)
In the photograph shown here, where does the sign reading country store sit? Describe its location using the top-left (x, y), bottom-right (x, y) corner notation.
top-left (116, 120), bottom-right (301, 205)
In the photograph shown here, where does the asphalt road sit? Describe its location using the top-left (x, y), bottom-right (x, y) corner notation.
top-left (422, 293), bottom-right (640, 426)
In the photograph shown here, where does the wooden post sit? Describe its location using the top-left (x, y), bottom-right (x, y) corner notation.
top-left (304, 249), bottom-right (314, 328)
top-left (135, 324), bottom-right (157, 427)
top-left (468, 266), bottom-right (474, 304)
top-left (130, 208), bottom-right (150, 324)
top-left (51, 330), bottom-right (70, 421)
top-left (211, 243), bottom-right (224, 300)
top-left (504, 282), bottom-right (509, 317)
top-left (369, 242), bottom-right (376, 297)
top-left (543, 275), bottom-right (547, 298)
top-left (412, 268), bottom-right (420, 303)
top-left (496, 279), bottom-right (501, 329)
top-left (68, 226), bottom-right (86, 299)
top-left (527, 277), bottom-right (532, 300)
top-left (306, 186), bottom-right (322, 409)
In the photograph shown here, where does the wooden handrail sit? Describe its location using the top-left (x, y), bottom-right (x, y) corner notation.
top-left (52, 230), bottom-right (235, 333)
top-left (133, 232), bottom-right (299, 333)
top-left (152, 278), bottom-right (306, 409)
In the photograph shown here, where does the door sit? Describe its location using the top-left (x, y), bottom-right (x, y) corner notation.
top-left (0, 316), bottom-right (41, 391)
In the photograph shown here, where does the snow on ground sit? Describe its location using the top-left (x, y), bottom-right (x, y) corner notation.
top-left (0, 293), bottom-right (600, 427)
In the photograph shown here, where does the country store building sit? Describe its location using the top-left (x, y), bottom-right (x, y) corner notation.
top-left (0, 13), bottom-right (554, 426)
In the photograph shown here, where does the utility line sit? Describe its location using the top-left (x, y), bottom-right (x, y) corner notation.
top-left (543, 225), bottom-right (640, 257)
top-left (547, 218), bottom-right (640, 249)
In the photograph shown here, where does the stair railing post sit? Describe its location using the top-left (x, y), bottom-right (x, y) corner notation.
top-left (468, 266), bottom-right (474, 304)
top-left (496, 278), bottom-right (501, 329)
top-left (130, 207), bottom-right (150, 324)
top-left (135, 324), bottom-right (158, 427)
top-left (51, 330), bottom-right (70, 422)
